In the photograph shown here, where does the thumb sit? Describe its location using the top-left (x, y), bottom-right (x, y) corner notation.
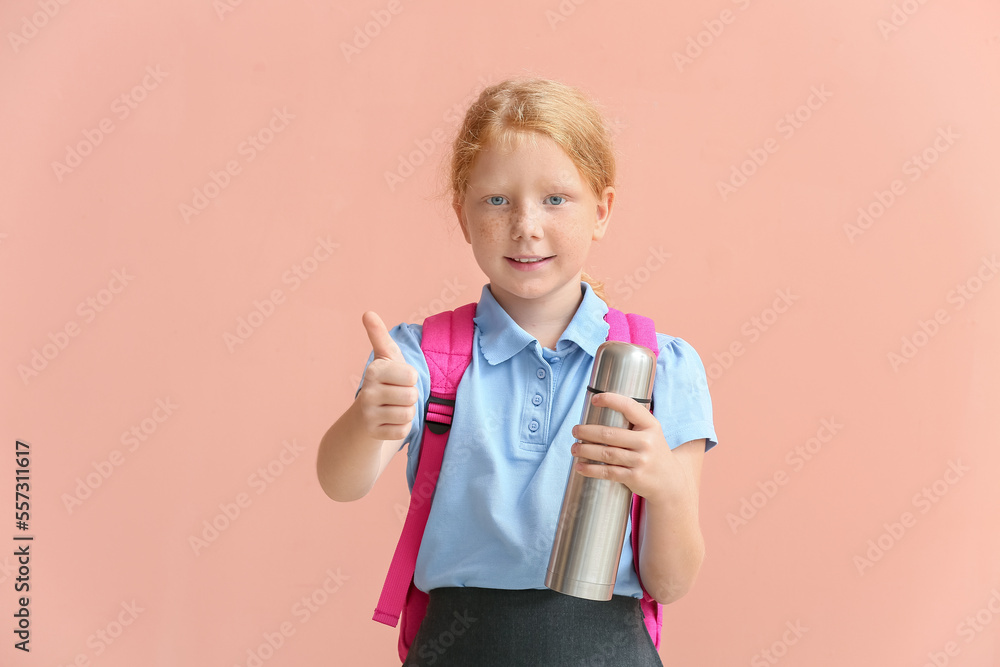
top-left (363, 311), bottom-right (405, 362)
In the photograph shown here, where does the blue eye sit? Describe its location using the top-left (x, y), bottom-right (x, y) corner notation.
top-left (488, 196), bottom-right (507, 205)
top-left (546, 195), bottom-right (565, 205)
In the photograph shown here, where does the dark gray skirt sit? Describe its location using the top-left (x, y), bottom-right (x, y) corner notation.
top-left (402, 587), bottom-right (663, 666)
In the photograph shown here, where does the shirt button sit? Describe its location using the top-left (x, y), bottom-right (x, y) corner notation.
top-left (532, 394), bottom-right (542, 406)
top-left (550, 356), bottom-right (560, 363)
top-left (536, 368), bottom-right (546, 379)
top-left (529, 420), bottom-right (539, 432)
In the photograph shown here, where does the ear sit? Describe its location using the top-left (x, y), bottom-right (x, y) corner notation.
top-left (453, 197), bottom-right (472, 244)
top-left (592, 186), bottom-right (614, 241)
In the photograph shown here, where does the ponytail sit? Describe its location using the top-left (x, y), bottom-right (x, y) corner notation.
top-left (581, 271), bottom-right (610, 308)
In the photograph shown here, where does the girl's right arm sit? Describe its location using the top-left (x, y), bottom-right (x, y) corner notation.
top-left (316, 312), bottom-right (419, 502)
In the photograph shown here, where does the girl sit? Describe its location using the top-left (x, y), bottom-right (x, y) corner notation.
top-left (317, 77), bottom-right (718, 665)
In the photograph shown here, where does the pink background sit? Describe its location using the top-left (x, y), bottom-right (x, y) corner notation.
top-left (3, 0), bottom-right (1000, 665)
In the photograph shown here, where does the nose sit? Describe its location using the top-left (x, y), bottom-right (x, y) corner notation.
top-left (511, 202), bottom-right (543, 241)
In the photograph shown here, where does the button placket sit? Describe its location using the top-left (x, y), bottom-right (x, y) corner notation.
top-left (530, 366), bottom-right (547, 441)
top-left (520, 360), bottom-right (551, 451)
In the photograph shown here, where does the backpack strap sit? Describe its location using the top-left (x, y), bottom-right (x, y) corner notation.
top-left (606, 306), bottom-right (664, 650)
top-left (372, 302), bottom-right (477, 645)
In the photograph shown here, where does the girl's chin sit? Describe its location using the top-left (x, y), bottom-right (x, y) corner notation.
top-left (489, 276), bottom-right (579, 302)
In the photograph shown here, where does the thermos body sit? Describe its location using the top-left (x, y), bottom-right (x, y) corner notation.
top-left (545, 341), bottom-right (657, 601)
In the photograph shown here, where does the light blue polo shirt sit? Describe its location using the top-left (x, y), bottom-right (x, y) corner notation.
top-left (357, 281), bottom-right (718, 597)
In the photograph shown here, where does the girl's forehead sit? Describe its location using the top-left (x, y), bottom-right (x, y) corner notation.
top-left (475, 136), bottom-right (575, 169)
top-left (467, 157), bottom-right (582, 186)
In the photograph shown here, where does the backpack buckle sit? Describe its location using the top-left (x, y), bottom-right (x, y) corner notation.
top-left (424, 395), bottom-right (455, 435)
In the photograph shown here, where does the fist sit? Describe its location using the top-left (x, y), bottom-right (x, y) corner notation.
top-left (356, 311), bottom-right (419, 441)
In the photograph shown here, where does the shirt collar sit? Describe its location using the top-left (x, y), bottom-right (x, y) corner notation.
top-left (474, 281), bottom-right (610, 365)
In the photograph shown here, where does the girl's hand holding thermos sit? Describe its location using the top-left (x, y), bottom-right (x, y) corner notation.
top-left (358, 311), bottom-right (419, 442)
top-left (570, 391), bottom-right (685, 507)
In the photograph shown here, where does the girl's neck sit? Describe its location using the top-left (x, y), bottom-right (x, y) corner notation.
top-left (488, 281), bottom-right (585, 351)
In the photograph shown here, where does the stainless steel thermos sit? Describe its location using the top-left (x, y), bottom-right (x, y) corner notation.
top-left (545, 341), bottom-right (657, 601)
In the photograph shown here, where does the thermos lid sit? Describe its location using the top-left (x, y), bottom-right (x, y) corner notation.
top-left (589, 341), bottom-right (657, 404)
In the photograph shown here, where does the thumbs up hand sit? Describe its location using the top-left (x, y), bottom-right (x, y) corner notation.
top-left (357, 311), bottom-right (419, 441)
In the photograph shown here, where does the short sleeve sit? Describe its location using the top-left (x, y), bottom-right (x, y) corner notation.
top-left (650, 333), bottom-right (718, 452)
top-left (354, 322), bottom-right (430, 489)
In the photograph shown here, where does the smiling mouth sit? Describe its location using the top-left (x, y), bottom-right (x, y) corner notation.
top-left (508, 256), bottom-right (553, 263)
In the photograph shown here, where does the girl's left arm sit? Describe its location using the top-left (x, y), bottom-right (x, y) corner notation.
top-left (570, 391), bottom-right (707, 605)
top-left (635, 437), bottom-right (705, 605)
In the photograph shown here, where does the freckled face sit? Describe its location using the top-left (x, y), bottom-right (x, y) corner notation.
top-left (453, 132), bottom-right (613, 310)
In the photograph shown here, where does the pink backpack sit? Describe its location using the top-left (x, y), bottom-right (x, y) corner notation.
top-left (372, 302), bottom-right (664, 663)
